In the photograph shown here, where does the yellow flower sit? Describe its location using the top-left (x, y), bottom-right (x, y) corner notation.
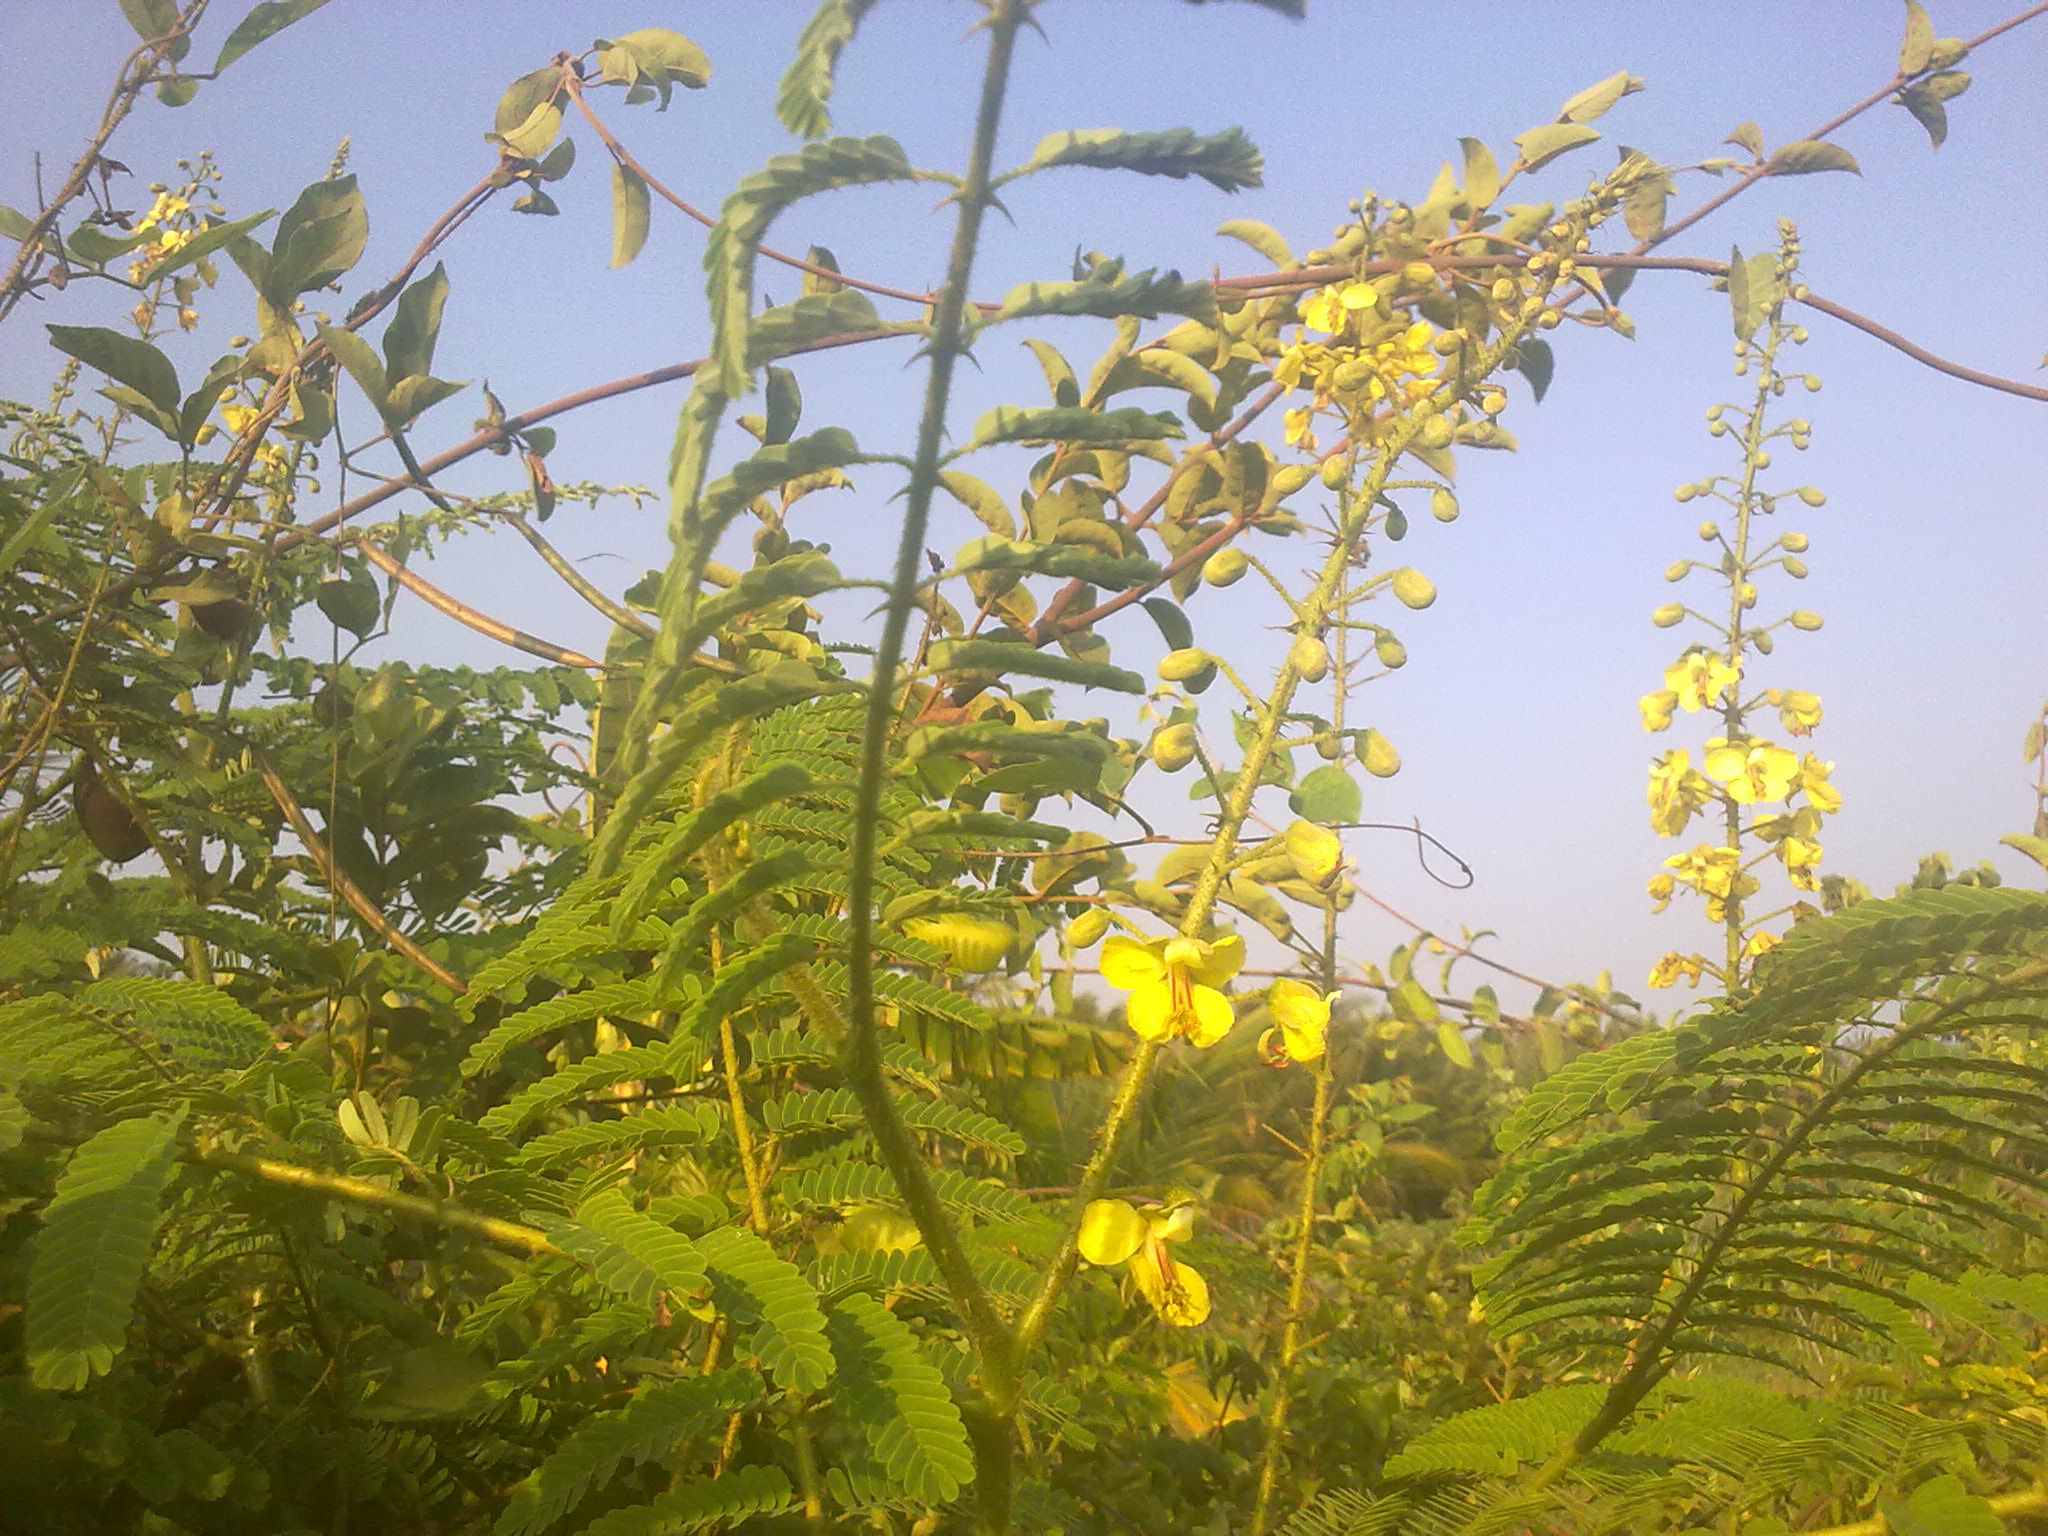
top-left (1779, 835), bottom-right (1823, 891)
top-left (1648, 951), bottom-right (1707, 989)
top-left (1665, 652), bottom-right (1741, 712)
top-left (1299, 280), bottom-right (1376, 335)
top-left (1799, 754), bottom-right (1841, 814)
top-left (133, 191), bottom-right (188, 233)
top-left (1260, 978), bottom-right (1336, 1066)
top-left (1078, 1197), bottom-right (1210, 1326)
top-left (1743, 929), bottom-right (1782, 961)
top-left (1647, 872), bottom-right (1675, 912)
top-left (220, 402), bottom-right (259, 438)
top-left (1664, 843), bottom-right (1740, 899)
top-left (1283, 405), bottom-right (1318, 451)
top-left (1703, 736), bottom-right (1800, 804)
top-left (1773, 688), bottom-right (1823, 737)
top-left (1101, 933), bottom-right (1244, 1048)
top-left (1646, 749), bottom-right (1711, 837)
top-left (1274, 345), bottom-right (1311, 392)
top-left (1639, 690), bottom-right (1679, 733)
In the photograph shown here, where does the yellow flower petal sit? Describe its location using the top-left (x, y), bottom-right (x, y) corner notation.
top-left (1132, 1248), bottom-right (1212, 1327)
top-left (1185, 984), bottom-right (1236, 1048)
top-left (1268, 979), bottom-right (1333, 1063)
top-left (1100, 935), bottom-right (1165, 991)
top-left (1125, 979), bottom-right (1175, 1042)
top-left (1078, 1198), bottom-right (1148, 1267)
top-left (1188, 933), bottom-right (1245, 989)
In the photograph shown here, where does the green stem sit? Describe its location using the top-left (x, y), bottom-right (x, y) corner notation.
top-left (838, 4), bottom-right (1029, 1525)
top-left (1247, 901), bottom-right (1339, 1536)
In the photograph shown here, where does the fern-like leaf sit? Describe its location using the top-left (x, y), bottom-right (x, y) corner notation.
top-left (544, 1189), bottom-right (708, 1309)
top-left (824, 1292), bottom-right (975, 1506)
top-left (26, 1111), bottom-right (183, 1390)
top-left (695, 1224), bottom-right (833, 1393)
top-left (569, 1463), bottom-right (792, 1536)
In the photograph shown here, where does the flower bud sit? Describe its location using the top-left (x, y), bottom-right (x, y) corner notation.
top-left (1419, 415), bottom-right (1454, 449)
top-left (1781, 531), bottom-right (1809, 553)
top-left (1789, 610), bottom-right (1823, 631)
top-left (1664, 561), bottom-right (1689, 582)
top-left (1319, 456), bottom-right (1346, 490)
top-left (1290, 634), bottom-right (1330, 683)
top-left (1796, 486), bottom-right (1826, 507)
top-left (1697, 521), bottom-right (1720, 542)
top-left (1151, 723), bottom-right (1198, 771)
top-left (1430, 487), bottom-right (1459, 523)
top-left (1066, 909), bottom-right (1110, 948)
top-left (1158, 648), bottom-right (1218, 692)
top-left (1374, 634), bottom-right (1407, 669)
top-left (1783, 557), bottom-right (1807, 579)
top-left (1652, 602), bottom-right (1684, 628)
top-left (1202, 548), bottom-right (1248, 587)
top-left (1357, 728), bottom-right (1401, 778)
top-left (1391, 568), bottom-right (1436, 610)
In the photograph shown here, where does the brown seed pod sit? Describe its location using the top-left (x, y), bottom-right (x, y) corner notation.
top-left (73, 756), bottom-right (150, 863)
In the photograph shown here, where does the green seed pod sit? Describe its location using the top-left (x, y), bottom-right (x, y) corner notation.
top-left (1418, 415), bottom-right (1454, 449)
top-left (1158, 648), bottom-right (1218, 693)
top-left (1065, 909), bottom-right (1110, 948)
top-left (1374, 633), bottom-right (1407, 669)
top-left (1290, 634), bottom-right (1330, 683)
top-left (1151, 723), bottom-right (1198, 772)
top-left (1781, 531), bottom-right (1810, 553)
top-left (1652, 602), bottom-right (1684, 628)
top-left (1384, 506), bottom-right (1408, 542)
top-left (1319, 456), bottom-right (1346, 490)
top-left (1391, 568), bottom-right (1436, 610)
top-left (1357, 728), bottom-right (1401, 779)
top-left (1430, 487), bottom-right (1459, 523)
top-left (1202, 548), bottom-right (1248, 587)
top-left (1789, 610), bottom-right (1823, 631)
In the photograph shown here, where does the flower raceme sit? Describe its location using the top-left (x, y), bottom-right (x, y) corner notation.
top-left (1078, 1197), bottom-right (1210, 1327)
top-left (1100, 932), bottom-right (1244, 1048)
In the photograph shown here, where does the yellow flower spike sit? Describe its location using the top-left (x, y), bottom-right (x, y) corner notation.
top-left (1078, 1197), bottom-right (1212, 1327)
top-left (1263, 978), bottom-right (1336, 1065)
top-left (1703, 737), bottom-right (1799, 804)
top-left (1639, 690), bottom-right (1679, 733)
top-left (1100, 932), bottom-right (1244, 1048)
top-left (1283, 820), bottom-right (1343, 887)
top-left (1799, 754), bottom-right (1842, 814)
top-left (1664, 652), bottom-right (1742, 712)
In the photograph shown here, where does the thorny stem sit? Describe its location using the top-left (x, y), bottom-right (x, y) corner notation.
top-left (1247, 899), bottom-right (1340, 1536)
top-left (837, 6), bottom-right (1028, 1530)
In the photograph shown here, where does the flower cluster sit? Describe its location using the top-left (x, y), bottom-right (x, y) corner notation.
top-left (1274, 278), bottom-right (1440, 452)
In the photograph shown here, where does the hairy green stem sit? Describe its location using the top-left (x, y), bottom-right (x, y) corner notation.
top-left (837, 3), bottom-right (1029, 1525)
top-left (1248, 900), bottom-right (1339, 1536)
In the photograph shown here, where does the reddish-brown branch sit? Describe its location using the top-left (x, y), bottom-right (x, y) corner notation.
top-left (355, 541), bottom-right (602, 669)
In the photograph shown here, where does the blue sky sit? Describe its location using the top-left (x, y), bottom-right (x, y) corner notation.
top-left (3, 1), bottom-right (2043, 1010)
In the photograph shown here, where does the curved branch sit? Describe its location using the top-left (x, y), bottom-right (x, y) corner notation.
top-left (354, 541), bottom-right (602, 670)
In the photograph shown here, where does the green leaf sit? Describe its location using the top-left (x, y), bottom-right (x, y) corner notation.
top-left (1388, 977), bottom-right (1439, 1026)
top-left (746, 288), bottom-right (885, 368)
top-left (2001, 834), bottom-right (2048, 875)
top-left (1725, 120), bottom-right (1765, 158)
top-left (986, 266), bottom-right (1215, 326)
top-left (1765, 139), bottom-right (1861, 177)
top-left (382, 375), bottom-right (464, 426)
top-left (1513, 121), bottom-right (1601, 172)
top-left (381, 261), bottom-right (449, 383)
top-left (545, 1189), bottom-right (707, 1308)
top-left (927, 638), bottom-right (1144, 694)
top-left (1022, 338), bottom-right (1080, 406)
top-left (1460, 137), bottom-right (1501, 209)
top-left (97, 386), bottom-right (182, 443)
top-left (79, 975), bottom-right (271, 1071)
top-left (1513, 336), bottom-right (1555, 403)
top-left (695, 1225), bottom-right (833, 1393)
top-left (1141, 596), bottom-right (1193, 651)
top-left (698, 427), bottom-right (862, 536)
top-left (118, 0), bottom-right (184, 56)
top-left (1024, 126), bottom-right (1264, 192)
top-left (134, 207), bottom-right (277, 286)
top-left (317, 322), bottom-right (388, 414)
top-left (1436, 1016), bottom-right (1474, 1068)
top-left (599, 28), bottom-right (711, 108)
top-left (706, 135), bottom-right (914, 396)
top-left (1558, 70), bottom-right (1643, 124)
top-left (762, 365), bottom-right (802, 446)
top-left (27, 1112), bottom-right (183, 1390)
top-left (1898, 0), bottom-right (1935, 75)
top-left (777, 0), bottom-right (883, 138)
top-left (1884, 1474), bottom-right (2007, 1536)
top-left (493, 66), bottom-right (561, 144)
top-left (1896, 71), bottom-right (1970, 149)
top-left (826, 1293), bottom-right (976, 1504)
top-left (610, 160), bottom-right (650, 269)
top-left (1216, 217), bottom-right (1291, 265)
top-left (573, 1465), bottom-right (792, 1536)
top-left (215, 0), bottom-right (333, 72)
top-left (937, 470), bottom-right (1014, 537)
top-left (267, 174), bottom-right (368, 299)
top-left (0, 204), bottom-right (35, 241)
top-left (46, 325), bottom-right (180, 415)
top-left (970, 405), bottom-right (1182, 448)
top-left (1289, 764), bottom-right (1361, 822)
top-left (316, 563), bottom-right (381, 639)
